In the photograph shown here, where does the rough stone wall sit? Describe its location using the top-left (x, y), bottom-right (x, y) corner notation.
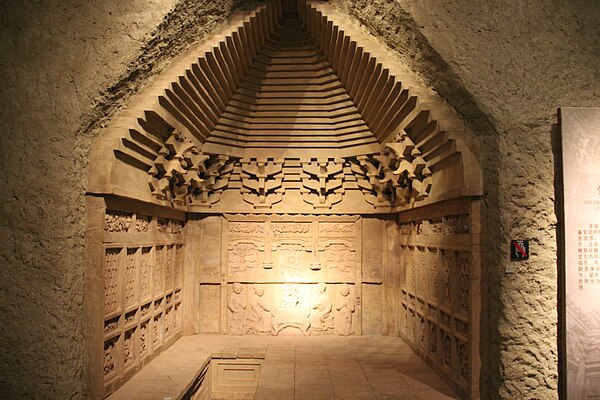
top-left (329, 0), bottom-right (600, 398)
top-left (0, 1), bottom-right (248, 398)
top-left (2, 0), bottom-right (599, 398)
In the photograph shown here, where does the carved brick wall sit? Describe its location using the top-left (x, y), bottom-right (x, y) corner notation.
top-left (395, 212), bottom-right (476, 396)
top-left (102, 211), bottom-right (184, 397)
top-left (197, 215), bottom-right (386, 336)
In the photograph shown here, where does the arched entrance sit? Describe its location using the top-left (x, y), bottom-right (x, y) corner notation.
top-left (84, 0), bottom-right (483, 398)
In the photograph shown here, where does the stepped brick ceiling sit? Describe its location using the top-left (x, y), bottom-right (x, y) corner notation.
top-left (138, 0), bottom-right (445, 160)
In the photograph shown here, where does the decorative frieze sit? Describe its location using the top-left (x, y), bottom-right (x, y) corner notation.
top-left (104, 212), bottom-right (132, 233)
top-left (148, 130), bottom-right (233, 207)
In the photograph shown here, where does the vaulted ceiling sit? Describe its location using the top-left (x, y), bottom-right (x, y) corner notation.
top-left (130, 0), bottom-right (449, 160)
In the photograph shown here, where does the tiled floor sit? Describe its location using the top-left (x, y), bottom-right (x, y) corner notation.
top-left (253, 335), bottom-right (459, 400)
top-left (107, 334), bottom-right (459, 400)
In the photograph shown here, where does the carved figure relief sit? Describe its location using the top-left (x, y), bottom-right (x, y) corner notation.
top-left (104, 212), bottom-right (132, 232)
top-left (334, 284), bottom-right (355, 336)
top-left (246, 285), bottom-right (273, 334)
top-left (240, 159), bottom-right (284, 208)
top-left (301, 159), bottom-right (345, 208)
top-left (228, 283), bottom-right (247, 335)
top-left (308, 283), bottom-right (333, 333)
top-left (125, 249), bottom-right (136, 307)
top-left (104, 249), bottom-right (120, 315)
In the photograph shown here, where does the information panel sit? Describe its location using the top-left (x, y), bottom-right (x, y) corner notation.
top-left (562, 107), bottom-right (600, 399)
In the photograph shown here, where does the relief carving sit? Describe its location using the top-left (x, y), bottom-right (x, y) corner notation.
top-left (124, 331), bottom-right (134, 366)
top-left (445, 214), bottom-right (470, 234)
top-left (319, 222), bottom-right (354, 236)
top-left (457, 254), bottom-right (470, 314)
top-left (459, 342), bottom-right (469, 378)
top-left (157, 219), bottom-right (169, 233)
top-left (228, 241), bottom-right (262, 276)
top-left (170, 220), bottom-right (183, 234)
top-left (430, 325), bottom-right (439, 355)
top-left (334, 284), bottom-right (355, 336)
top-left (154, 246), bottom-right (163, 295)
top-left (320, 240), bottom-right (355, 276)
top-left (135, 216), bottom-right (150, 232)
top-left (152, 316), bottom-right (161, 346)
top-left (272, 222), bottom-right (311, 235)
top-left (443, 332), bottom-right (452, 367)
top-left (175, 245), bottom-right (183, 288)
top-left (246, 285), bottom-right (273, 334)
top-left (104, 212), bottom-right (132, 233)
top-left (229, 222), bottom-right (265, 235)
top-left (164, 307), bottom-right (171, 337)
top-left (139, 322), bottom-right (149, 356)
top-left (240, 159), bottom-right (284, 209)
top-left (430, 250), bottom-right (439, 302)
top-left (104, 249), bottom-right (120, 315)
top-left (104, 341), bottom-right (116, 378)
top-left (140, 248), bottom-right (152, 300)
top-left (272, 284), bottom-right (310, 335)
top-left (301, 159), bottom-right (345, 208)
top-left (125, 249), bottom-right (136, 307)
top-left (308, 283), bottom-right (333, 333)
top-left (276, 243), bottom-right (307, 275)
top-left (227, 283), bottom-right (247, 335)
top-left (442, 251), bottom-right (453, 306)
top-left (165, 246), bottom-right (173, 291)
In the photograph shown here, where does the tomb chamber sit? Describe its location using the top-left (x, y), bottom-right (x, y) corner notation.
top-left (86, 0), bottom-right (484, 398)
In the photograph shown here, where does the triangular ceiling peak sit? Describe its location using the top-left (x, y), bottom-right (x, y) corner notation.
top-left (91, 0), bottom-right (482, 213)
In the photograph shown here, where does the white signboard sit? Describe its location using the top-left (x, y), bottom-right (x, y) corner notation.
top-left (561, 107), bottom-right (600, 399)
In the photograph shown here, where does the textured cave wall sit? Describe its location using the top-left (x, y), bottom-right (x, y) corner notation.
top-left (329, 0), bottom-right (600, 398)
top-left (1, 0), bottom-right (599, 398)
top-left (0, 1), bottom-right (247, 398)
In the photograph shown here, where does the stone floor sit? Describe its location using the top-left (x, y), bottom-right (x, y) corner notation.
top-left (107, 334), bottom-right (459, 400)
top-left (253, 335), bottom-right (458, 400)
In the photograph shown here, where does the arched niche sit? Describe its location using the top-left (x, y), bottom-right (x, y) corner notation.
top-left (85, 1), bottom-right (484, 398)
